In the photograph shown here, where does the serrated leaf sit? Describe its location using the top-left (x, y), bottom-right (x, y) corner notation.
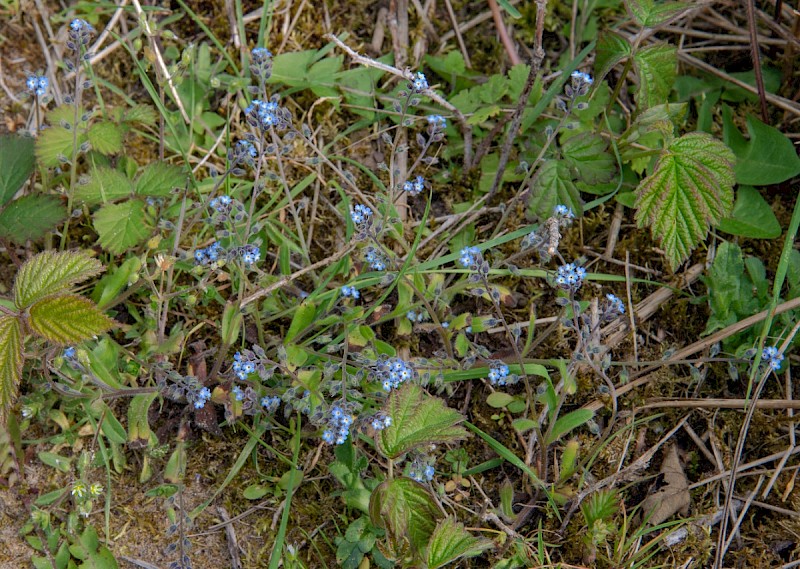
top-left (87, 121), bottom-right (123, 155)
top-left (35, 105), bottom-right (88, 168)
top-left (135, 162), bottom-right (186, 197)
top-left (426, 517), bottom-right (493, 569)
top-left (0, 134), bottom-right (35, 206)
top-left (635, 132), bottom-right (735, 269)
top-left (625, 0), bottom-right (691, 28)
top-left (124, 104), bottom-right (158, 126)
top-left (718, 185), bottom-right (781, 238)
top-left (0, 316), bottom-right (23, 421)
top-left (527, 160), bottom-right (582, 219)
top-left (29, 294), bottom-right (114, 344)
top-left (724, 113), bottom-right (800, 186)
top-left (561, 133), bottom-right (616, 184)
top-left (378, 383), bottom-right (467, 460)
top-left (14, 250), bottom-right (104, 308)
top-left (93, 200), bottom-right (150, 254)
top-left (546, 409), bottom-right (594, 444)
top-left (75, 166), bottom-right (133, 205)
top-left (0, 195), bottom-right (66, 244)
top-left (369, 477), bottom-right (440, 552)
top-left (595, 31), bottom-right (631, 82)
top-left (632, 42), bottom-right (677, 110)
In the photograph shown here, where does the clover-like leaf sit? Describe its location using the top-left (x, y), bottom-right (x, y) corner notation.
top-left (426, 517), bottom-right (493, 569)
top-left (632, 42), bottom-right (677, 110)
top-left (369, 477), bottom-right (440, 553)
top-left (93, 200), bottom-right (150, 254)
top-left (0, 316), bottom-right (23, 421)
top-left (0, 195), bottom-right (66, 245)
top-left (75, 166), bottom-right (133, 205)
top-left (28, 294), bottom-right (114, 344)
top-left (527, 160), bottom-right (582, 220)
top-left (377, 383), bottom-right (467, 460)
top-left (14, 250), bottom-right (104, 309)
top-left (635, 132), bottom-right (735, 269)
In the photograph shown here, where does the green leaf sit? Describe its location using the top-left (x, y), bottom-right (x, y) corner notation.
top-left (0, 134), bottom-right (35, 206)
top-left (632, 42), bottom-right (677, 110)
top-left (378, 383), bottom-right (467, 460)
top-left (135, 162), bottom-right (186, 197)
top-left (220, 302), bottom-right (242, 347)
top-left (124, 104), bottom-right (158, 127)
top-left (718, 185), bottom-right (781, 239)
top-left (595, 31), bottom-right (631, 82)
top-left (284, 301), bottom-right (316, 344)
top-left (702, 241), bottom-right (763, 335)
top-left (724, 113), bottom-right (800, 186)
top-left (546, 409), bottom-right (594, 444)
top-left (561, 133), bottom-right (615, 184)
top-left (127, 393), bottom-right (157, 445)
top-left (497, 0), bottom-right (521, 18)
top-left (35, 106), bottom-right (88, 168)
top-left (93, 200), bottom-right (150, 254)
top-left (87, 121), bottom-right (123, 155)
top-left (369, 477), bottom-right (440, 552)
top-left (75, 166), bottom-right (133, 205)
top-left (0, 195), bottom-right (66, 244)
top-left (14, 250), bottom-right (104, 308)
top-left (634, 132), bottom-right (736, 269)
top-left (0, 316), bottom-right (23, 421)
top-left (625, 0), bottom-right (691, 27)
top-left (242, 484), bottom-right (270, 500)
top-left (527, 160), bottom-right (582, 219)
top-left (29, 294), bottom-right (114, 345)
top-left (512, 418), bottom-right (537, 433)
top-left (426, 517), bottom-right (493, 569)
top-left (486, 392), bottom-right (515, 408)
top-left (38, 451), bottom-right (72, 472)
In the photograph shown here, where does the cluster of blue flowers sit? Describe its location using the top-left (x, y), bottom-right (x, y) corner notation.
top-left (26, 75), bottom-right (48, 97)
top-left (194, 242), bottom-right (259, 266)
top-left (245, 98), bottom-right (288, 131)
top-left (341, 285), bottom-right (360, 299)
top-left (232, 385), bottom-right (245, 401)
top-left (762, 346), bottom-right (784, 370)
top-left (411, 72), bottom-right (429, 93)
top-left (554, 204), bottom-right (575, 221)
top-left (403, 176), bottom-right (425, 196)
top-left (570, 70), bottom-right (594, 86)
top-left (406, 310), bottom-right (428, 322)
top-left (605, 293), bottom-right (625, 317)
top-left (555, 262), bottom-right (586, 292)
top-left (427, 114), bottom-right (446, 129)
top-left (370, 412), bottom-right (392, 431)
top-left (459, 246), bottom-right (481, 268)
top-left (322, 404), bottom-right (355, 445)
top-left (260, 395), bottom-right (280, 413)
top-left (250, 47), bottom-right (273, 81)
top-left (364, 246), bottom-right (387, 271)
top-left (350, 204), bottom-right (372, 225)
top-left (193, 387), bottom-right (212, 409)
top-left (232, 351), bottom-right (257, 380)
top-left (230, 139), bottom-right (258, 167)
top-left (209, 195), bottom-right (232, 213)
top-left (239, 244), bottom-right (260, 265)
top-left (408, 458), bottom-right (435, 483)
top-left (68, 18), bottom-right (95, 50)
top-left (194, 241), bottom-right (224, 265)
top-left (488, 362), bottom-right (511, 386)
top-left (372, 356), bottom-right (415, 392)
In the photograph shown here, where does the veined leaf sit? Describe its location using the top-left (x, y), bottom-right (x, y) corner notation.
top-left (527, 160), bottom-right (582, 219)
top-left (35, 105), bottom-right (88, 168)
top-left (632, 42), bottom-right (677, 110)
top-left (135, 162), bottom-right (186, 197)
top-left (635, 132), bottom-right (735, 269)
top-left (0, 195), bottom-right (66, 244)
top-left (723, 112), bottom-right (800, 186)
top-left (29, 294), bottom-right (114, 344)
top-left (369, 477), bottom-right (440, 552)
top-left (0, 316), bottom-right (23, 420)
top-left (87, 121), bottom-right (123, 155)
top-left (595, 32), bottom-right (631, 82)
top-left (625, 0), bottom-right (692, 28)
top-left (426, 517), bottom-right (493, 569)
top-left (93, 200), bottom-right (150, 254)
top-left (14, 250), bottom-right (104, 309)
top-left (378, 383), bottom-right (467, 460)
top-left (0, 134), bottom-right (35, 206)
top-left (561, 132), bottom-right (615, 184)
top-left (124, 104), bottom-right (158, 127)
top-left (75, 166), bottom-right (133, 205)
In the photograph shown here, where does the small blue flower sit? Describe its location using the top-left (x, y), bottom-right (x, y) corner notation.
top-left (570, 70), bottom-right (593, 85)
top-left (68, 19), bottom-right (95, 48)
top-left (427, 114), bottom-right (446, 128)
top-left (27, 75), bottom-right (48, 96)
top-left (194, 387), bottom-right (211, 409)
top-left (232, 386), bottom-right (244, 401)
top-left (762, 346), bottom-right (784, 370)
top-left (341, 285), bottom-right (360, 299)
top-left (412, 72), bottom-right (429, 92)
top-left (240, 244), bottom-right (260, 266)
top-left (555, 262), bottom-right (585, 292)
top-left (407, 311), bottom-right (417, 322)
top-left (364, 247), bottom-right (387, 271)
top-left (350, 204), bottom-right (372, 225)
top-left (459, 246), bottom-right (481, 268)
top-left (322, 429), bottom-right (335, 444)
top-left (64, 347), bottom-right (77, 359)
top-left (606, 293), bottom-right (625, 315)
top-left (261, 395), bottom-right (280, 413)
top-left (488, 362), bottom-right (510, 386)
top-left (554, 204), bottom-right (575, 219)
top-left (424, 465), bottom-right (435, 480)
top-left (403, 175), bottom-right (425, 196)
top-left (251, 47), bottom-right (272, 61)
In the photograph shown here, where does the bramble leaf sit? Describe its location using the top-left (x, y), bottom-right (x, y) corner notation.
top-left (0, 195), bottom-right (66, 244)
top-left (426, 517), bottom-right (493, 569)
top-left (0, 134), bottom-right (35, 206)
top-left (14, 250), bottom-right (104, 309)
top-left (28, 294), bottom-right (114, 344)
top-left (625, 0), bottom-right (692, 28)
top-left (369, 477), bottom-right (440, 553)
top-left (35, 105), bottom-right (88, 168)
top-left (87, 121), bottom-right (123, 155)
top-left (527, 160), bottom-right (582, 219)
top-left (93, 200), bottom-right (150, 254)
top-left (632, 42), bottom-right (677, 110)
top-left (123, 104), bottom-right (158, 127)
top-left (378, 383), bottom-right (467, 460)
top-left (561, 132), bottom-right (616, 184)
top-left (135, 162), bottom-right (186, 197)
top-left (0, 316), bottom-right (23, 421)
top-left (595, 32), bottom-right (631, 82)
top-left (635, 132), bottom-right (735, 269)
top-left (75, 166), bottom-right (133, 205)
